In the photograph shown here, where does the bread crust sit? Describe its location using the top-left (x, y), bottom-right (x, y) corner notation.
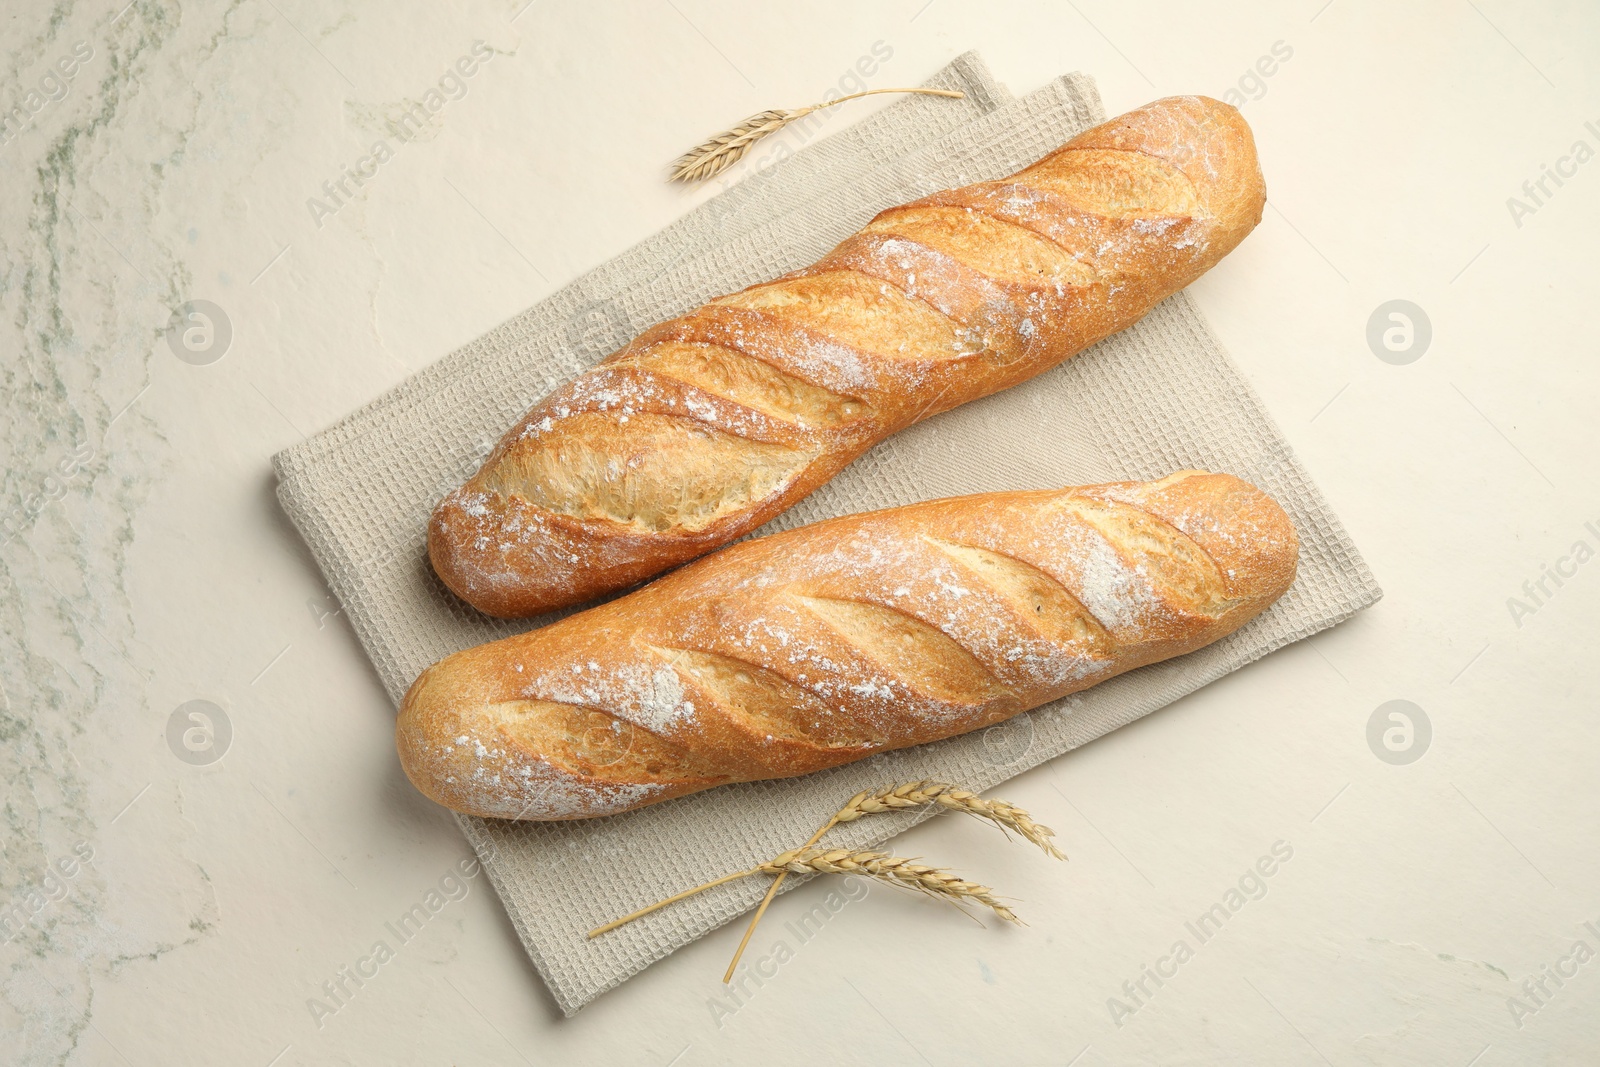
top-left (399, 471), bottom-right (1298, 820)
top-left (430, 96), bottom-right (1268, 617)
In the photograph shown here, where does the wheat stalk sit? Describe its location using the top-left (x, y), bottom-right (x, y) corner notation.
top-left (722, 780), bottom-right (1062, 979)
top-left (668, 87), bottom-right (966, 183)
top-left (760, 847), bottom-right (1021, 925)
top-left (587, 866), bottom-right (764, 937)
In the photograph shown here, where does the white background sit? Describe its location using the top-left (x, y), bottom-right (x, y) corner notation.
top-left (2, 1), bottom-right (1597, 1064)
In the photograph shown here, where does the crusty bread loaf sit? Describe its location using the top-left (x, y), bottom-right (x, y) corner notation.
top-left (399, 471), bottom-right (1297, 820)
top-left (429, 96), bottom-right (1267, 617)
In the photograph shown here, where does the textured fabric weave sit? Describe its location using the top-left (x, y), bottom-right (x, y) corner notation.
top-left (273, 55), bottom-right (1381, 1015)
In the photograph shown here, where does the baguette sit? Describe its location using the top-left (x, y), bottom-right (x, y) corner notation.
top-left (429, 96), bottom-right (1267, 617)
top-left (398, 471), bottom-right (1297, 820)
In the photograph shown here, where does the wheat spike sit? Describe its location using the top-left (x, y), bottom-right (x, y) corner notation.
top-left (669, 108), bottom-right (799, 184)
top-left (669, 87), bottom-right (965, 184)
top-left (834, 781), bottom-right (1066, 860)
top-left (759, 847), bottom-right (1021, 925)
top-left (934, 790), bottom-right (1067, 861)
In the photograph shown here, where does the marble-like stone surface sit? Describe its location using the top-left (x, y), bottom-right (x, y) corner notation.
top-left (2, 1), bottom-right (1595, 1064)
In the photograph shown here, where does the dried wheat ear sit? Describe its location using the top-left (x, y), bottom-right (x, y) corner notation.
top-left (718, 779), bottom-right (1064, 978)
top-left (587, 779), bottom-right (1063, 948)
top-left (668, 87), bottom-right (968, 183)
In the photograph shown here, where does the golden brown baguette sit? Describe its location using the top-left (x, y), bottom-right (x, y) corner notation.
top-left (399, 471), bottom-right (1297, 820)
top-left (429, 96), bottom-right (1268, 617)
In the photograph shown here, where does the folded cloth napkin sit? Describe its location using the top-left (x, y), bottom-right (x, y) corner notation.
top-left (273, 53), bottom-right (1381, 1015)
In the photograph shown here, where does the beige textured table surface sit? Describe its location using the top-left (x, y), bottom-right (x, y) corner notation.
top-left (3, 2), bottom-right (1597, 1065)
